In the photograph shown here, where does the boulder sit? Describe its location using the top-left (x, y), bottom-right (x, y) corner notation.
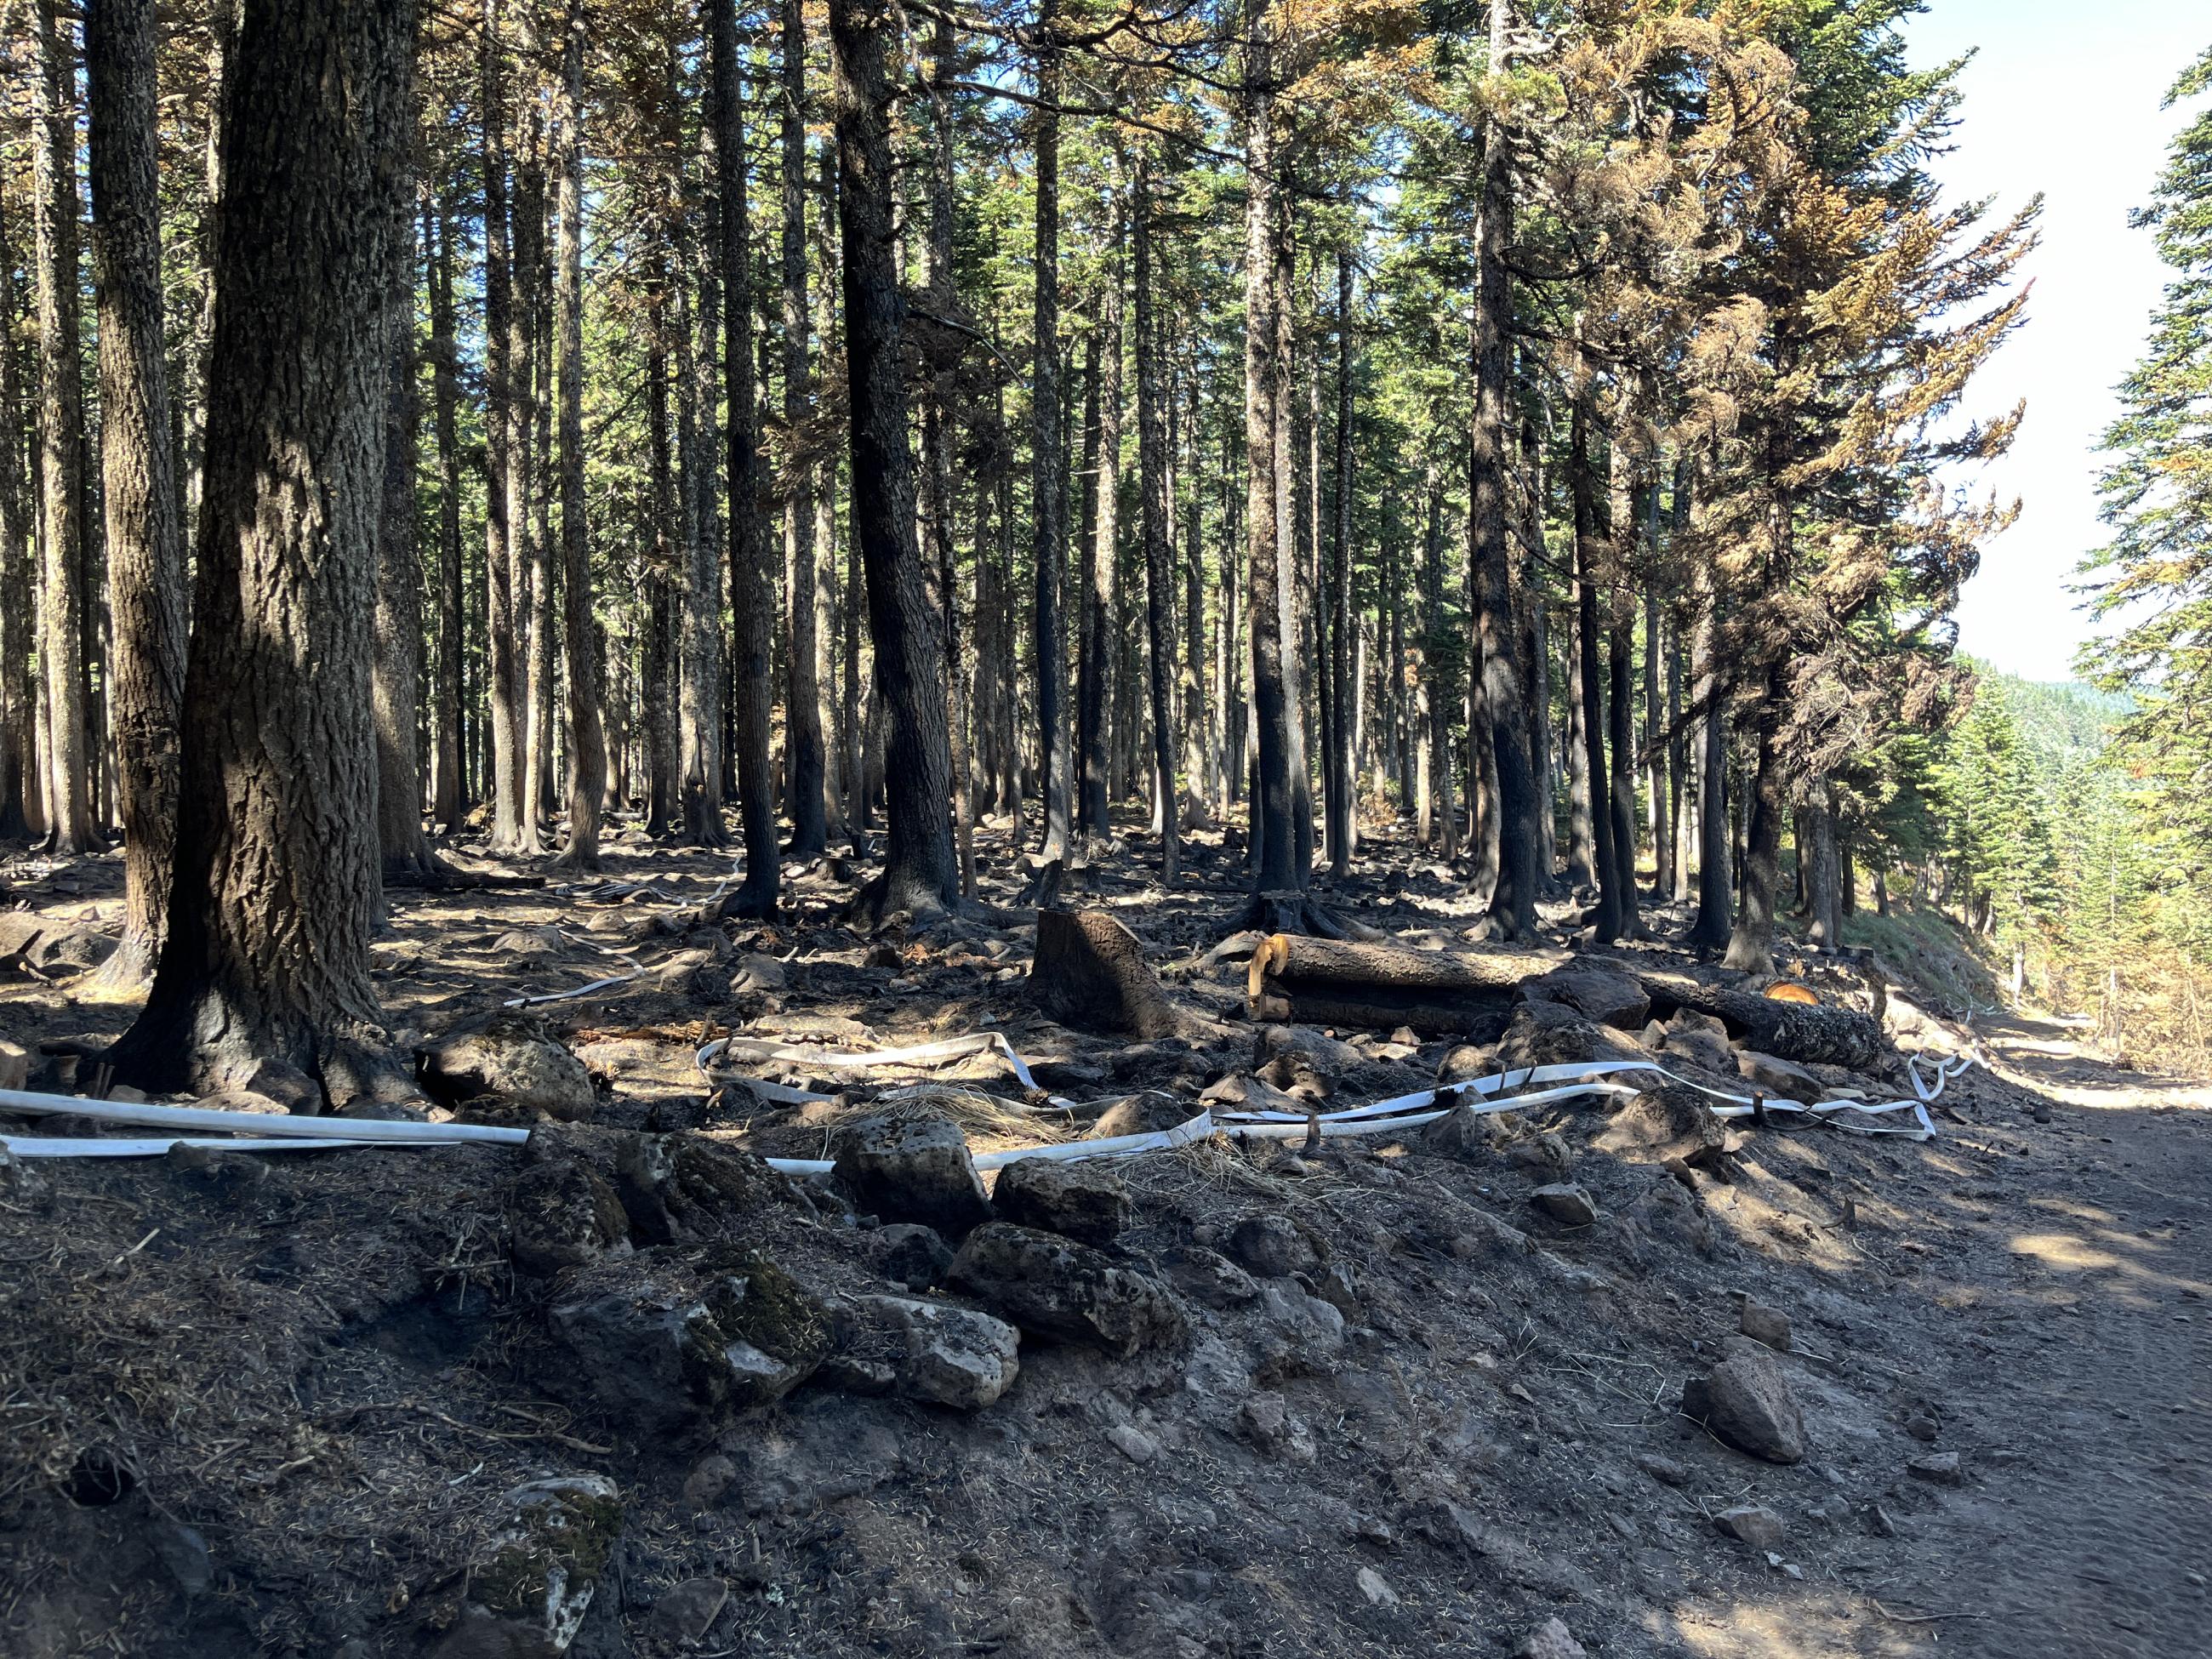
top-left (991, 1156), bottom-right (1132, 1246)
top-left (506, 1158), bottom-right (632, 1277)
top-left (1255, 1024), bottom-right (1361, 1100)
top-left (1521, 961), bottom-right (1650, 1030)
top-left (435, 1475), bottom-right (623, 1659)
top-left (733, 954), bottom-right (788, 995)
top-left (418, 1012), bottom-right (596, 1120)
top-left (546, 1252), bottom-right (829, 1436)
top-left (829, 1107), bottom-right (991, 1237)
top-left (0, 1035), bottom-right (28, 1092)
top-left (611, 1132), bottom-right (790, 1245)
top-left (948, 1223), bottom-right (1187, 1359)
top-left (1249, 1280), bottom-right (1345, 1378)
top-left (1528, 1183), bottom-right (1597, 1228)
top-left (1225, 1213), bottom-right (1320, 1279)
top-left (1908, 1451), bottom-right (1963, 1485)
top-left (873, 1223), bottom-right (955, 1291)
top-left (1682, 1336), bottom-right (1805, 1464)
top-left (1661, 1010), bottom-right (1738, 1076)
top-left (832, 1294), bottom-right (1021, 1410)
top-left (1435, 1042), bottom-right (1497, 1084)
top-left (1495, 999), bottom-right (1644, 1071)
top-left (1588, 1083), bottom-right (1729, 1166)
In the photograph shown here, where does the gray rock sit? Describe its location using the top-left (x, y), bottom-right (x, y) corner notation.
top-left (1162, 1245), bottom-right (1260, 1308)
top-left (505, 1158), bottom-right (632, 1277)
top-left (1737, 1049), bottom-right (1825, 1100)
top-left (837, 1294), bottom-right (1021, 1410)
top-left (1714, 1505), bottom-right (1787, 1551)
top-left (647, 1577), bottom-right (729, 1647)
top-left (829, 1107), bottom-right (991, 1237)
top-left (148, 1516), bottom-right (214, 1597)
top-left (1355, 1566), bottom-right (1400, 1608)
top-left (680, 1454), bottom-right (737, 1512)
top-left (435, 1475), bottom-right (623, 1658)
top-left (1662, 1012), bottom-right (1739, 1077)
top-left (546, 1255), bottom-right (828, 1435)
top-left (1106, 1424), bottom-right (1160, 1464)
top-left (1082, 1091), bottom-right (1196, 1140)
top-left (1529, 1183), bottom-right (1597, 1227)
top-left (948, 1223), bottom-right (1187, 1359)
top-left (1522, 961), bottom-right (1651, 1029)
top-left (733, 953), bottom-right (788, 994)
top-left (1904, 1411), bottom-right (1941, 1443)
top-left (1908, 1451), bottom-right (1963, 1485)
top-left (1739, 1299), bottom-right (1792, 1353)
top-left (1684, 1336), bottom-right (1805, 1463)
top-left (1434, 1042), bottom-right (1497, 1084)
top-left (1516, 1616), bottom-right (1589, 1659)
top-left (1862, 1502), bottom-right (1898, 1537)
top-left (991, 1156), bottom-right (1132, 1245)
top-left (1251, 1281), bottom-right (1345, 1377)
top-left (1226, 1212), bottom-right (1320, 1278)
top-left (873, 1223), bottom-right (955, 1291)
top-left (418, 1011), bottom-right (596, 1121)
top-left (609, 1132), bottom-right (791, 1246)
top-left (1632, 1451), bottom-right (1689, 1487)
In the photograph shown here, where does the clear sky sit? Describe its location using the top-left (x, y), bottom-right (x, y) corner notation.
top-left (1905, 0), bottom-right (2208, 682)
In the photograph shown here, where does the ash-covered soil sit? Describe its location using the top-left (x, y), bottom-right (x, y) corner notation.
top-left (2, 818), bottom-right (2206, 1659)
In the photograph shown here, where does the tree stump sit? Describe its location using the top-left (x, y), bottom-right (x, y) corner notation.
top-left (1027, 909), bottom-right (1187, 1039)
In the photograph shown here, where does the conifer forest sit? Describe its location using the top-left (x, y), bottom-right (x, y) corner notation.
top-left (0, 3), bottom-right (2209, 1656)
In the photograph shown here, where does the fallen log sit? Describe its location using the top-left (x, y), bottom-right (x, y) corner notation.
top-left (1636, 971), bottom-right (1882, 1070)
top-left (1246, 933), bottom-right (1562, 1035)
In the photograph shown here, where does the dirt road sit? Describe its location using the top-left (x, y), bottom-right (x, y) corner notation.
top-left (1673, 1014), bottom-right (2212, 1658)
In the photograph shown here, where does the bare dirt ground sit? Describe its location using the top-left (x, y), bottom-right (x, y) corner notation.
top-left (1, 818), bottom-right (2207, 1658)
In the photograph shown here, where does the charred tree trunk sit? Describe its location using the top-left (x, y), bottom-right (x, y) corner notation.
top-left (710, 0), bottom-right (776, 903)
top-left (551, 6), bottom-right (603, 869)
top-left (828, 0), bottom-right (958, 921)
top-left (1242, 9), bottom-right (1298, 903)
top-left (1136, 153), bottom-right (1179, 884)
top-left (1469, 80), bottom-right (1537, 940)
top-left (644, 290), bottom-right (680, 838)
top-left (1078, 242), bottom-right (1122, 848)
top-left (31, 0), bottom-right (94, 854)
top-left (1325, 244), bottom-right (1355, 880)
top-left (1687, 521), bottom-right (1731, 950)
top-left (0, 187), bottom-right (29, 841)
top-left (480, 0), bottom-right (525, 853)
top-left (1031, 0), bottom-right (1072, 864)
top-left (1608, 605), bottom-right (1639, 936)
top-left (428, 189), bottom-right (467, 832)
top-left (109, 0), bottom-right (419, 1103)
top-left (1570, 391), bottom-right (1620, 942)
top-left (781, 0), bottom-right (829, 858)
top-left (373, 167), bottom-right (440, 884)
top-left (510, 140), bottom-right (549, 856)
top-left (1723, 661), bottom-right (1787, 975)
top-left (86, 0), bottom-right (187, 983)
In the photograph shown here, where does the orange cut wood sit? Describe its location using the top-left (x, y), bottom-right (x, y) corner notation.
top-left (1764, 982), bottom-right (1818, 1005)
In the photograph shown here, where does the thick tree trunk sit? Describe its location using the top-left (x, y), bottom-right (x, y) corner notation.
top-left (1078, 243), bottom-right (1122, 847)
top-left (925, 23), bottom-right (977, 901)
top-left (1029, 0), bottom-right (1071, 863)
top-left (828, 0), bottom-right (958, 921)
top-left (0, 187), bottom-right (29, 841)
top-left (1243, 17), bottom-right (1298, 898)
top-left (1688, 530), bottom-right (1731, 949)
top-left (1608, 607), bottom-right (1640, 936)
top-left (676, 192), bottom-right (727, 848)
top-left (428, 191), bottom-right (467, 831)
top-left (1136, 155), bottom-right (1179, 883)
top-left (86, 0), bottom-right (187, 984)
top-left (373, 173), bottom-right (439, 884)
top-left (510, 143), bottom-right (549, 855)
top-left (1325, 245), bottom-right (1355, 879)
top-left (710, 0), bottom-right (778, 904)
top-left (644, 301), bottom-right (680, 837)
top-left (1469, 98), bottom-right (1537, 941)
top-left (781, 0), bottom-right (829, 858)
top-left (480, 0), bottom-right (525, 853)
top-left (1723, 663), bottom-right (1787, 975)
top-left (31, 0), bottom-right (94, 854)
top-left (109, 0), bottom-right (418, 1103)
top-left (1519, 397), bottom-right (1556, 890)
top-left (1571, 394), bottom-right (1620, 941)
top-left (551, 7), bottom-right (604, 869)
top-left (1804, 772), bottom-right (1842, 949)
top-left (1419, 460), bottom-right (1453, 857)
